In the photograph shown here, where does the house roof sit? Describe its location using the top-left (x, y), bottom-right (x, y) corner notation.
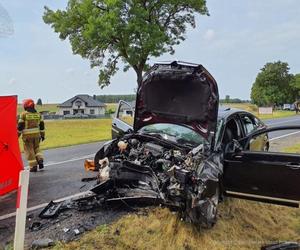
top-left (58, 95), bottom-right (106, 108)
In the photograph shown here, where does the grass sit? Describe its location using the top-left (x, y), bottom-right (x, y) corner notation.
top-left (221, 103), bottom-right (297, 120)
top-left (285, 143), bottom-right (300, 153)
top-left (19, 119), bottom-right (112, 151)
top-left (52, 201), bottom-right (300, 250)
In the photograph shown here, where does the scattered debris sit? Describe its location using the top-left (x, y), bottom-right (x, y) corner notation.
top-left (29, 222), bottom-right (42, 231)
top-left (31, 238), bottom-right (55, 249)
top-left (73, 229), bottom-right (80, 235)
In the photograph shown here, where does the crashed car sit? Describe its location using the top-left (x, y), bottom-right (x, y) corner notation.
top-left (91, 61), bottom-right (300, 227)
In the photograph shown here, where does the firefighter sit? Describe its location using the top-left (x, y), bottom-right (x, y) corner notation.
top-left (18, 99), bottom-right (45, 172)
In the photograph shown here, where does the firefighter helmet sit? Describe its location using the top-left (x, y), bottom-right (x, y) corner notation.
top-left (22, 99), bottom-right (35, 109)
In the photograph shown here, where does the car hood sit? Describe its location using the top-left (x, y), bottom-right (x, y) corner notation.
top-left (134, 61), bottom-right (219, 140)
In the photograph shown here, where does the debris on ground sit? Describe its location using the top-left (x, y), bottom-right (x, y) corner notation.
top-left (31, 238), bottom-right (55, 249)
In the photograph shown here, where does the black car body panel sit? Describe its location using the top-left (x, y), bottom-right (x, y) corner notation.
top-left (223, 125), bottom-right (300, 207)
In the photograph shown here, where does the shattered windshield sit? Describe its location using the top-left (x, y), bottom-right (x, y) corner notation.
top-left (139, 123), bottom-right (207, 147)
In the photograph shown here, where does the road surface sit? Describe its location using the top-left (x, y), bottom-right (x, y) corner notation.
top-left (1, 115), bottom-right (300, 218)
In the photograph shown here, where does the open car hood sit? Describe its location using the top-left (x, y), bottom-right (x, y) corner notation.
top-left (134, 61), bottom-right (219, 140)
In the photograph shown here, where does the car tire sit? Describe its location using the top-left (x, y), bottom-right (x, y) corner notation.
top-left (185, 185), bottom-right (219, 229)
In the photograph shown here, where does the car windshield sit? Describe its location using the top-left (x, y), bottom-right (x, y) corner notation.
top-left (139, 123), bottom-right (207, 147)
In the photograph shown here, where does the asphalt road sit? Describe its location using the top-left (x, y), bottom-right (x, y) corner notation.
top-left (1, 115), bottom-right (300, 218)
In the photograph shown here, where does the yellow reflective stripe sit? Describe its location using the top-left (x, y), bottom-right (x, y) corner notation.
top-left (25, 113), bottom-right (40, 120)
top-left (22, 128), bottom-right (40, 135)
top-left (40, 130), bottom-right (45, 132)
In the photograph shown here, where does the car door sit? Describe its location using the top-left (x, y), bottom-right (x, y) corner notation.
top-left (111, 100), bottom-right (134, 139)
top-left (223, 126), bottom-right (300, 207)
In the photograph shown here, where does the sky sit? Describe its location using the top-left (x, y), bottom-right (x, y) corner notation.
top-left (1, 0), bottom-right (300, 103)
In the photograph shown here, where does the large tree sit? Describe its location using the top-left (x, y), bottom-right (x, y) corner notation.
top-left (43, 0), bottom-right (208, 87)
top-left (290, 73), bottom-right (300, 99)
top-left (251, 61), bottom-right (295, 106)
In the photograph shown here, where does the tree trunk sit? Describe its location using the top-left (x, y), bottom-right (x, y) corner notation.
top-left (136, 69), bottom-right (143, 86)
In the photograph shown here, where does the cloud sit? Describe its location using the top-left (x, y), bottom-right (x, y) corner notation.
top-left (203, 29), bottom-right (216, 41)
top-left (8, 77), bottom-right (16, 85)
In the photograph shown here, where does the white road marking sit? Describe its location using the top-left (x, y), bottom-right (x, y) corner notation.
top-left (269, 131), bottom-right (300, 141)
top-left (44, 154), bottom-right (95, 167)
top-left (0, 191), bottom-right (90, 221)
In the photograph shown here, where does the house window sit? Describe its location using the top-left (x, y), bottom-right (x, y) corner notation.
top-left (63, 110), bottom-right (70, 115)
top-left (90, 109), bottom-right (95, 115)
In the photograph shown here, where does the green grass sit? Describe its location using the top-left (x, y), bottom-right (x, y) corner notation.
top-left (17, 104), bottom-right (59, 114)
top-left (19, 119), bottom-right (112, 151)
top-left (285, 143), bottom-right (300, 153)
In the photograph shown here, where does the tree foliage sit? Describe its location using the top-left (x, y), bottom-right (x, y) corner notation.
top-left (290, 73), bottom-right (300, 98)
top-left (43, 0), bottom-right (208, 87)
top-left (251, 61), bottom-right (296, 106)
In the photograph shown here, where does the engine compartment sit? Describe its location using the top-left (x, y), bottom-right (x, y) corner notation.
top-left (93, 134), bottom-right (223, 227)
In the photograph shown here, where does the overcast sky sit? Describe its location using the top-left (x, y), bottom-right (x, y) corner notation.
top-left (1, 0), bottom-right (300, 103)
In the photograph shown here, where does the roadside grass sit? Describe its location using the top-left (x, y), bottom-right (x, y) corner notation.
top-left (285, 143), bottom-right (300, 153)
top-left (221, 103), bottom-right (296, 120)
top-left (53, 200), bottom-right (300, 250)
top-left (19, 119), bottom-right (112, 151)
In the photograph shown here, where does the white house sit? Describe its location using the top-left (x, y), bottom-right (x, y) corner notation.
top-left (57, 94), bottom-right (106, 116)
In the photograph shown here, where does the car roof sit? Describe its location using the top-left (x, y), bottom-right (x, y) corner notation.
top-left (218, 106), bottom-right (254, 120)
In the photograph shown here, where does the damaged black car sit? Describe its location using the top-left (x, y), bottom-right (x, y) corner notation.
top-left (90, 61), bottom-right (300, 228)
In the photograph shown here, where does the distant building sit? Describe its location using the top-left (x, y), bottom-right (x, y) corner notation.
top-left (58, 94), bottom-right (106, 116)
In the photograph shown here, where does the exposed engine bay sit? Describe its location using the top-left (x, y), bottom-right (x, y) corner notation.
top-left (92, 133), bottom-right (223, 227)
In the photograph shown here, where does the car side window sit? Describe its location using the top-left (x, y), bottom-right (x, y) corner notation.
top-left (240, 114), bottom-right (257, 135)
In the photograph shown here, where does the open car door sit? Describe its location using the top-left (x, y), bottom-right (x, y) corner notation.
top-left (223, 126), bottom-right (300, 207)
top-left (111, 100), bottom-right (134, 139)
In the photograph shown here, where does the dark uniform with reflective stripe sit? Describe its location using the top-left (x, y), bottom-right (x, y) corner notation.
top-left (18, 109), bottom-right (45, 169)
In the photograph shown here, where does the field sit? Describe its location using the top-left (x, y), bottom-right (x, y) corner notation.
top-left (221, 103), bottom-right (296, 120)
top-left (19, 119), bottom-right (112, 151)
